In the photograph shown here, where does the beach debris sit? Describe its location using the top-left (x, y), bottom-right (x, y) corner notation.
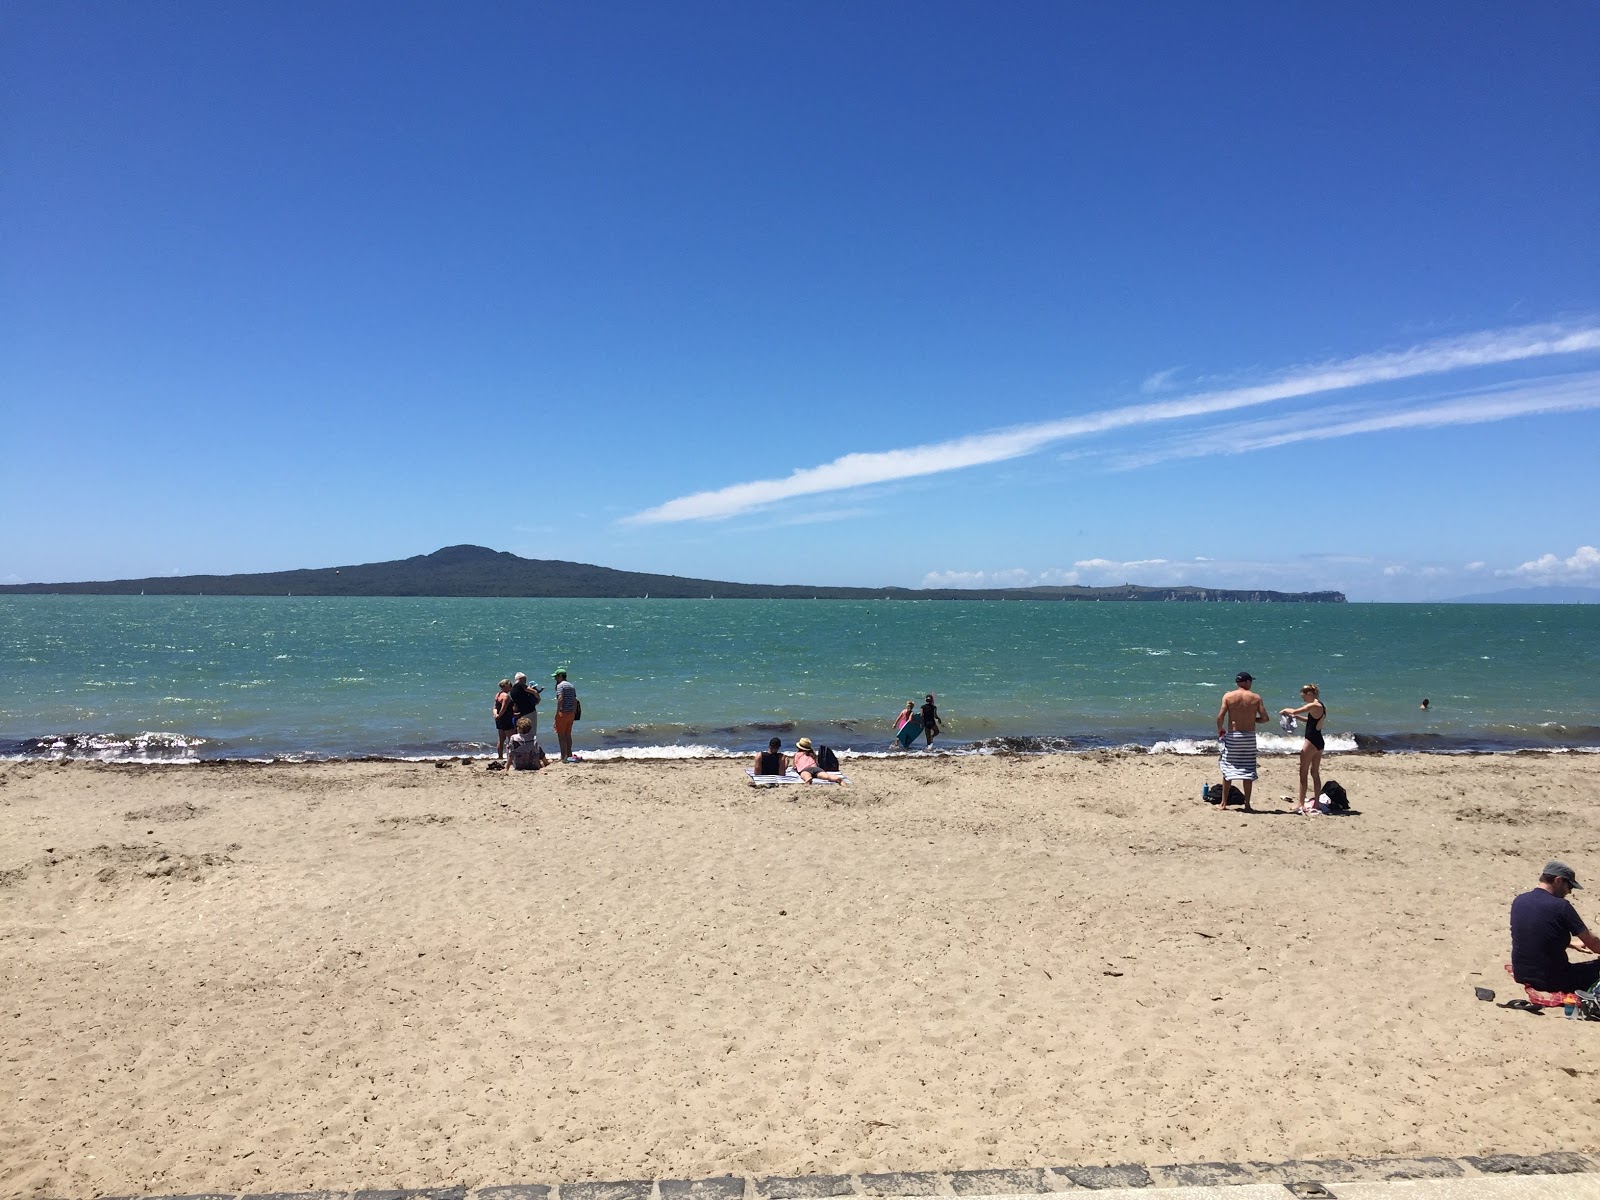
top-left (122, 801), bottom-right (206, 822)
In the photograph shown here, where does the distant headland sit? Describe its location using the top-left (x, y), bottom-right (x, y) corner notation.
top-left (0, 545), bottom-right (1346, 602)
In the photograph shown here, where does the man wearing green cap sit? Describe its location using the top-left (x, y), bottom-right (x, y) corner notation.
top-left (1510, 860), bottom-right (1600, 995)
top-left (552, 668), bottom-right (579, 763)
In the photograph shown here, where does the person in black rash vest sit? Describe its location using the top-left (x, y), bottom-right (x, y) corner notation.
top-left (753, 737), bottom-right (788, 777)
top-left (920, 693), bottom-right (941, 748)
top-left (1510, 860), bottom-right (1600, 995)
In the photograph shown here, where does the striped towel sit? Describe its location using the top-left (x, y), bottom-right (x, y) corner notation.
top-left (1219, 731), bottom-right (1258, 781)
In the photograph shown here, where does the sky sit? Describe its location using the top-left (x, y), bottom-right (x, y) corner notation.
top-left (2, 2), bottom-right (1597, 601)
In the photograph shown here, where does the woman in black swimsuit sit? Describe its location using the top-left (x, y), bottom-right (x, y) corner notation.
top-left (1280, 683), bottom-right (1326, 813)
top-left (493, 678), bottom-right (516, 760)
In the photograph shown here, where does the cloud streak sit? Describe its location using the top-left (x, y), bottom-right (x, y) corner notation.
top-left (625, 322), bottom-right (1600, 524)
top-left (1112, 371), bottom-right (1600, 469)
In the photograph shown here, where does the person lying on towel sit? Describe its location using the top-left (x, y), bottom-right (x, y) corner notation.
top-left (792, 737), bottom-right (847, 785)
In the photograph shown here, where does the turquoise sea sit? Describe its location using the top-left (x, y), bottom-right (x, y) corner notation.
top-left (1, 596), bottom-right (1597, 761)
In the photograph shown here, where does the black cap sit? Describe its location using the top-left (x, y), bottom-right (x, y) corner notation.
top-left (1544, 860), bottom-right (1582, 889)
top-left (1236, 671), bottom-right (1253, 683)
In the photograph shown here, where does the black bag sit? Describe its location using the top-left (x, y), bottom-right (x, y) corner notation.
top-left (1320, 779), bottom-right (1348, 812)
top-left (573, 699), bottom-right (582, 722)
top-left (816, 744), bottom-right (840, 772)
top-left (1204, 783), bottom-right (1247, 806)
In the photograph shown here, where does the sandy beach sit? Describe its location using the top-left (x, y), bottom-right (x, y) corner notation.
top-left (4, 751), bottom-right (1599, 1198)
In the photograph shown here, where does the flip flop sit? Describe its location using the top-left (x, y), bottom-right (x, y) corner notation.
top-left (1497, 999), bottom-right (1543, 1013)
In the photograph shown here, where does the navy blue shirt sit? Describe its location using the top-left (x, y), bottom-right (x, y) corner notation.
top-left (1510, 887), bottom-right (1588, 990)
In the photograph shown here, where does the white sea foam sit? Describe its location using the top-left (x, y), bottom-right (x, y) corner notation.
top-left (12, 732), bottom-right (210, 763)
top-left (1151, 732), bottom-right (1358, 755)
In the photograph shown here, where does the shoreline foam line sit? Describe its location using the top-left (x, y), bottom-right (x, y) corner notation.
top-left (37, 1151), bottom-right (1600, 1200)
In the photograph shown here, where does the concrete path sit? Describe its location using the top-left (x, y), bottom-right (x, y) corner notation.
top-left (52, 1155), bottom-right (1600, 1200)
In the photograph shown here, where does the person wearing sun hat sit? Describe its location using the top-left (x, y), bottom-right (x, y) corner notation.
top-left (791, 737), bottom-right (846, 785)
top-left (1510, 860), bottom-right (1600, 996)
top-left (551, 668), bottom-right (579, 762)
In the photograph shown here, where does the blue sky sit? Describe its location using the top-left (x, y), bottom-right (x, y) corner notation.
top-left (3, 2), bottom-right (1597, 600)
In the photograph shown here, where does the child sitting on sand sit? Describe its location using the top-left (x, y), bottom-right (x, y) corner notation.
top-left (506, 717), bottom-right (549, 772)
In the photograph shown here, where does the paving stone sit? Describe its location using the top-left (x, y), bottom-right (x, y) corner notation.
top-left (660, 1178), bottom-right (744, 1200)
top-left (560, 1184), bottom-right (654, 1200)
top-left (1346, 1158), bottom-right (1465, 1181)
top-left (1053, 1164), bottom-right (1153, 1190)
top-left (1156, 1162), bottom-right (1258, 1187)
top-left (858, 1173), bottom-right (943, 1197)
top-left (478, 1187), bottom-right (553, 1200)
top-left (755, 1175), bottom-right (854, 1199)
top-left (946, 1169), bottom-right (1056, 1196)
top-left (1465, 1152), bottom-right (1594, 1175)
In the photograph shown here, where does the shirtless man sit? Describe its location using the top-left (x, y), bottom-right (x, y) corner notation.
top-left (1215, 671), bottom-right (1268, 811)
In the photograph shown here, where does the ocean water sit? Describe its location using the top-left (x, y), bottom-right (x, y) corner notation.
top-left (1, 596), bottom-right (1597, 761)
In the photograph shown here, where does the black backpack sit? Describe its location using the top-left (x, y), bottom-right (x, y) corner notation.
top-left (816, 744), bottom-right (840, 772)
top-left (1203, 783), bottom-right (1247, 806)
top-left (1320, 779), bottom-right (1349, 813)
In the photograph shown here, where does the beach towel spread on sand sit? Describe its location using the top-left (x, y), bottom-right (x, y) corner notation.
top-left (1219, 730), bottom-right (1258, 781)
top-left (746, 768), bottom-right (851, 787)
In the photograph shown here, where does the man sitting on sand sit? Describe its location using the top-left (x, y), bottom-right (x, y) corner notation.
top-left (753, 737), bottom-right (788, 776)
top-left (792, 737), bottom-right (847, 785)
top-left (1215, 670), bottom-right (1267, 811)
top-left (1510, 860), bottom-right (1600, 996)
top-left (506, 717), bottom-right (549, 772)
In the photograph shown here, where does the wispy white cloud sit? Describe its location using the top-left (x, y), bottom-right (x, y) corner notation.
top-left (921, 567), bottom-right (1045, 589)
top-left (625, 322), bottom-right (1600, 524)
top-left (1140, 366), bottom-right (1183, 394)
top-left (925, 556), bottom-right (1280, 589)
top-left (1498, 545), bottom-right (1600, 583)
top-left (921, 553), bottom-right (1466, 597)
top-left (922, 546), bottom-right (1596, 600)
top-left (1113, 371), bottom-right (1600, 469)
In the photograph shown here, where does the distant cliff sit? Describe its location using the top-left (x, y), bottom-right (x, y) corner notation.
top-left (0, 545), bottom-right (1347, 602)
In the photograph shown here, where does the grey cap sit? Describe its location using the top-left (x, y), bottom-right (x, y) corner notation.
top-left (1544, 860), bottom-right (1582, 889)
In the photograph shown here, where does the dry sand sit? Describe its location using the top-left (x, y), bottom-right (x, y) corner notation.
top-left (3, 751), bottom-right (1600, 1198)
